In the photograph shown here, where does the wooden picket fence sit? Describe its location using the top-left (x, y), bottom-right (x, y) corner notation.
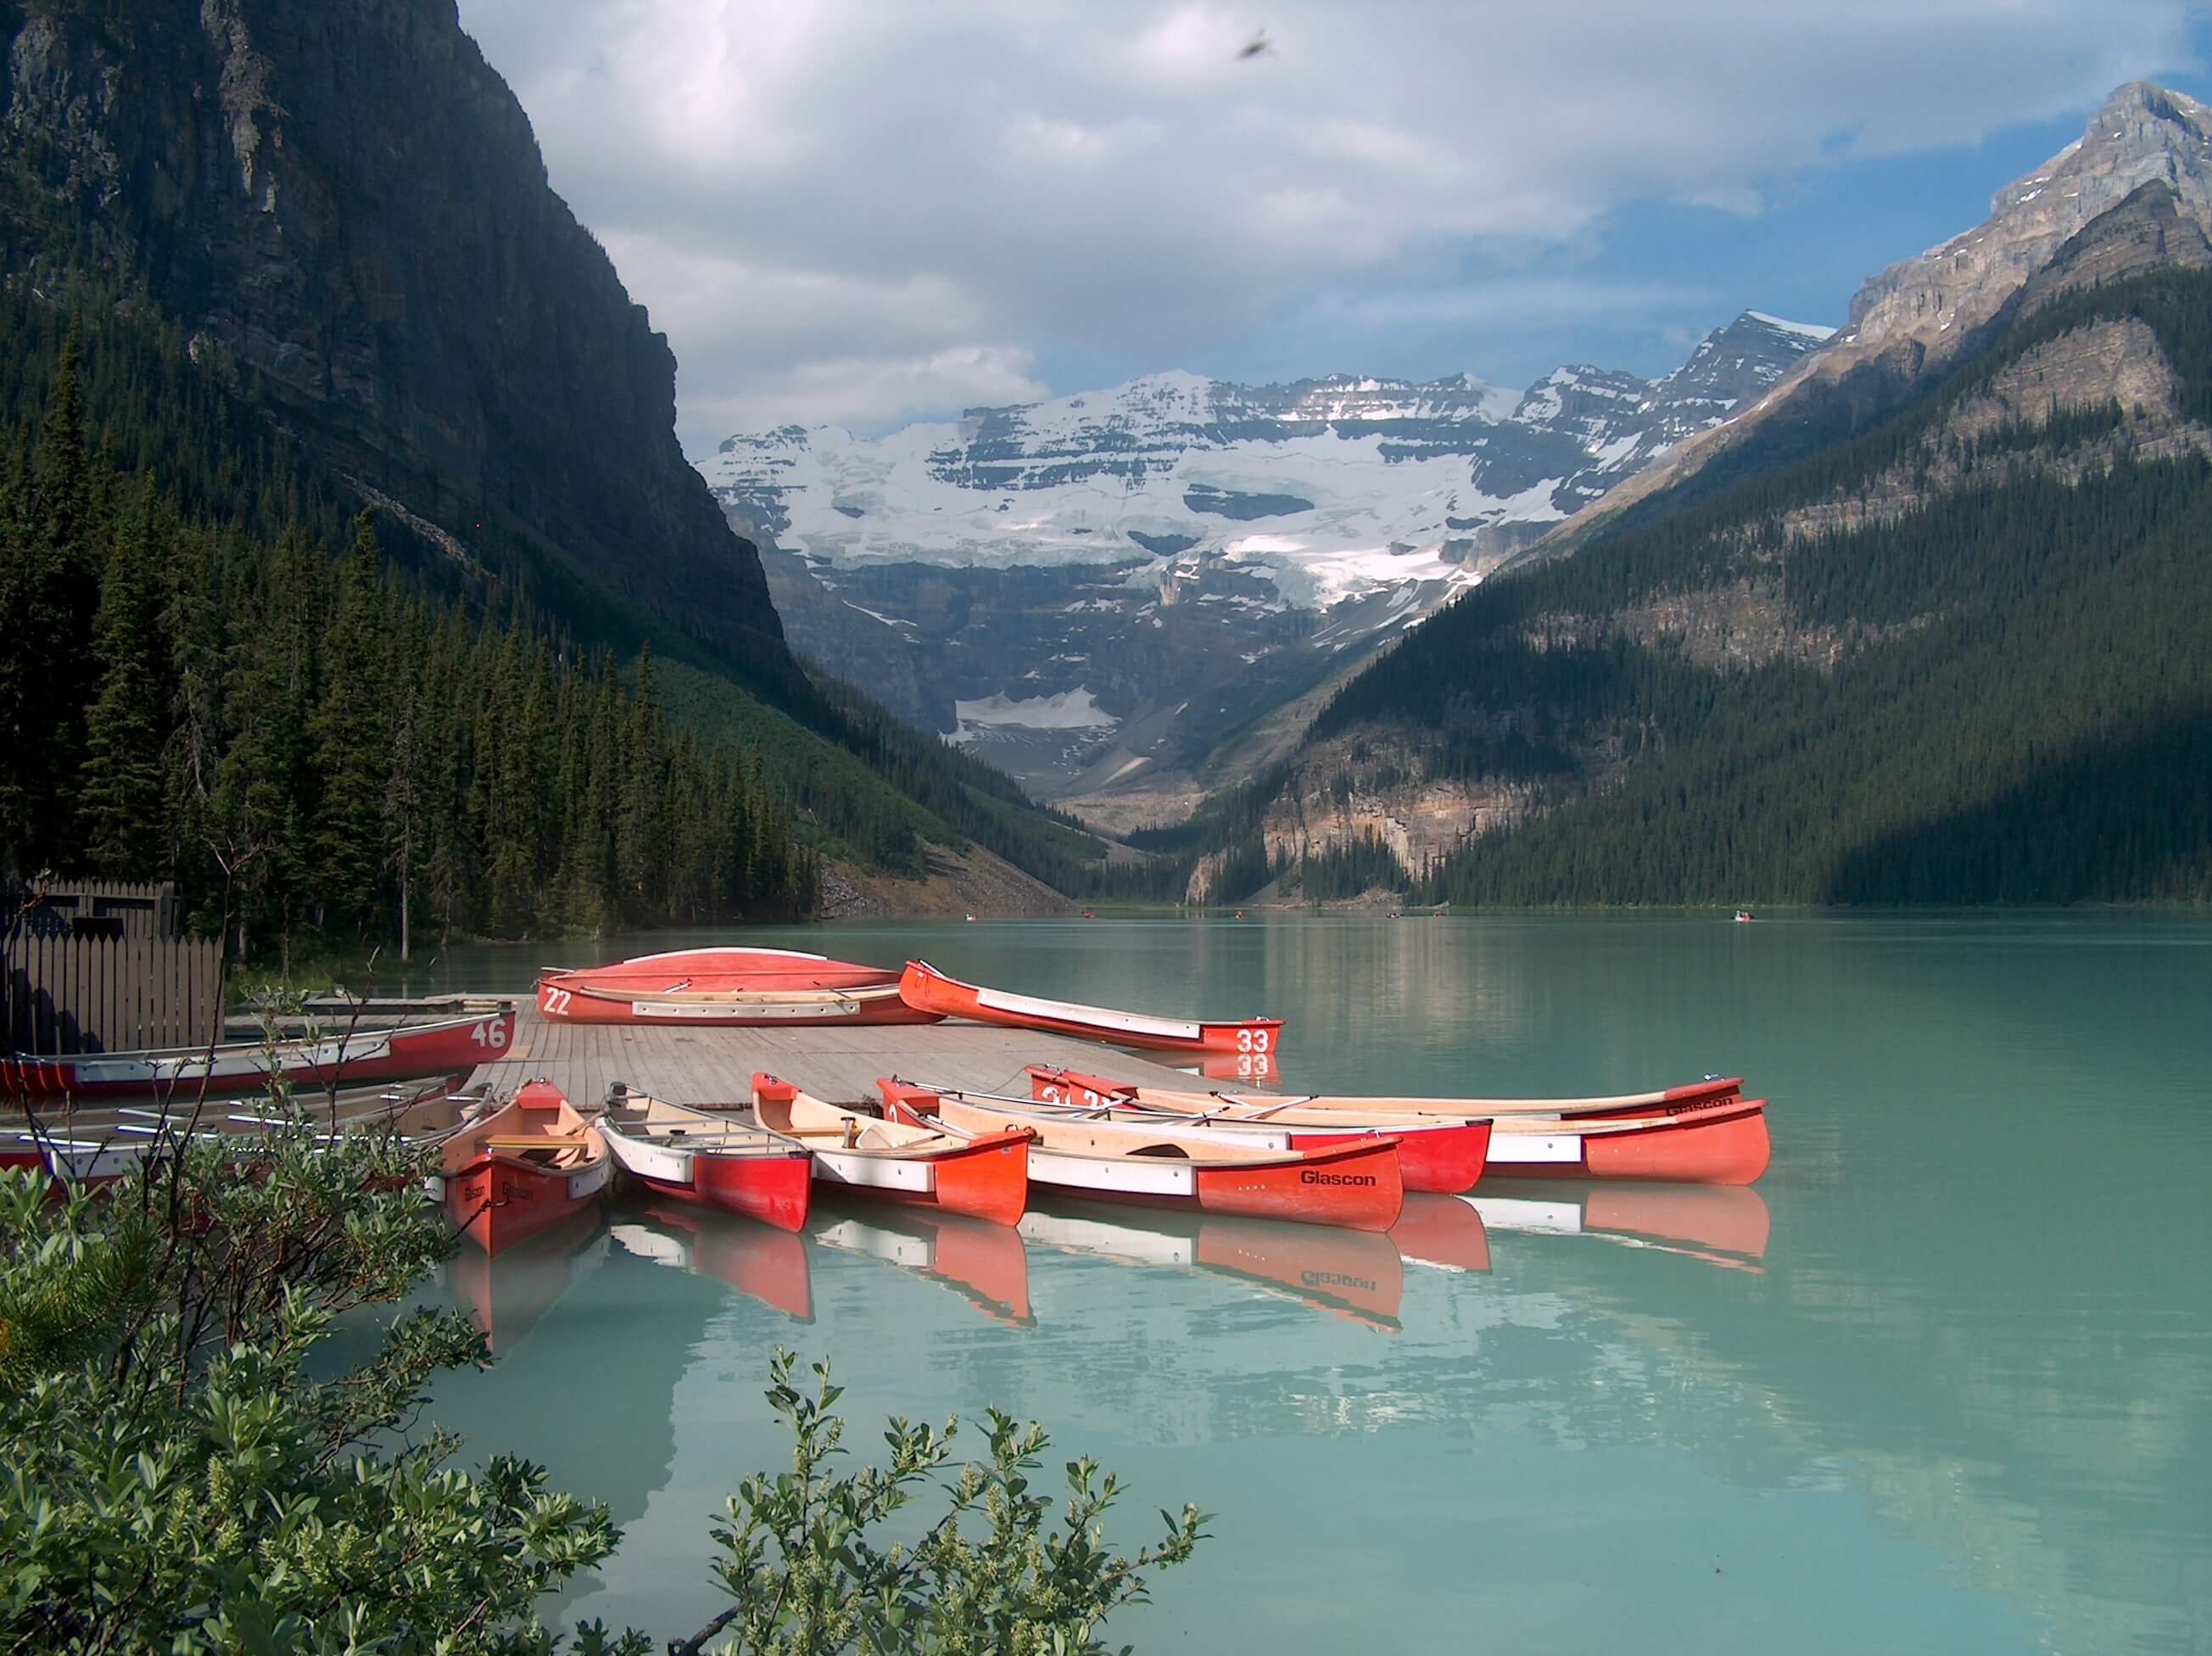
top-left (5, 876), bottom-right (178, 939)
top-left (3, 881), bottom-right (222, 1055)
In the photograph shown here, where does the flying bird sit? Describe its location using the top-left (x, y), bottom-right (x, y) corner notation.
top-left (1237, 29), bottom-right (1272, 59)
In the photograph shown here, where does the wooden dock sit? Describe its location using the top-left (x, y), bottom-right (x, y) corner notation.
top-left (463, 1002), bottom-right (1225, 1110)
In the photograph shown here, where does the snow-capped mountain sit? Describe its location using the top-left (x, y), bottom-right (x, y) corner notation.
top-left (701, 311), bottom-right (1829, 798)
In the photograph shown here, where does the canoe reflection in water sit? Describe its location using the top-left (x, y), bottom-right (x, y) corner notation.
top-left (443, 1205), bottom-right (611, 1353)
top-left (614, 1202), bottom-right (816, 1322)
top-left (1473, 1183), bottom-right (1770, 1272)
top-left (1022, 1198), bottom-right (1487, 1336)
top-left (811, 1207), bottom-right (1034, 1328)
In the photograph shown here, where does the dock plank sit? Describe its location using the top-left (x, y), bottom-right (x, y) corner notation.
top-left (465, 1004), bottom-right (1230, 1111)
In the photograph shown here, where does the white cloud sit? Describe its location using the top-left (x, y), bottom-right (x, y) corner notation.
top-left (691, 344), bottom-right (1051, 441)
top-left (456, 0), bottom-right (2201, 441)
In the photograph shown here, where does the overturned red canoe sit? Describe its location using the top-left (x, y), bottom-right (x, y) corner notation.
top-left (897, 959), bottom-right (1283, 1055)
top-left (537, 948), bottom-right (940, 1027)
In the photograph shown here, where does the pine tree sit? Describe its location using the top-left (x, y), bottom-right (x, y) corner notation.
top-left (310, 512), bottom-right (394, 937)
top-left (78, 481), bottom-right (172, 876)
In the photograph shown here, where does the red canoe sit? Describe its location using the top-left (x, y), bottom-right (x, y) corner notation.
top-left (880, 1079), bottom-right (1404, 1232)
top-left (536, 948), bottom-right (939, 1027)
top-left (1, 1007), bottom-right (515, 1105)
top-left (750, 1073), bottom-right (1033, 1227)
top-left (1026, 1065), bottom-right (1492, 1194)
top-left (896, 959), bottom-right (1283, 1056)
top-left (1, 1071), bottom-right (489, 1187)
top-left (596, 1084), bottom-right (814, 1232)
top-left (437, 1079), bottom-right (611, 1255)
top-left (1039, 1064), bottom-right (1746, 1122)
top-left (1485, 1099), bottom-right (1771, 1184)
top-left (1022, 1063), bottom-right (1767, 1185)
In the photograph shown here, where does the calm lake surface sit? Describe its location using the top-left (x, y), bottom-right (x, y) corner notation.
top-left (380, 914), bottom-right (2211, 1653)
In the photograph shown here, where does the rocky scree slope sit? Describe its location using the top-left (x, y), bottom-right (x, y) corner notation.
top-left (703, 314), bottom-right (1829, 800)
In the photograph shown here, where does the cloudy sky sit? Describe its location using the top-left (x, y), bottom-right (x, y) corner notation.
top-left (457, 1), bottom-right (2209, 454)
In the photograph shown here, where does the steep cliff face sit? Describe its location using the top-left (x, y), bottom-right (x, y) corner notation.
top-left (0, 0), bottom-right (790, 685)
top-left (1843, 83), bottom-right (2212, 357)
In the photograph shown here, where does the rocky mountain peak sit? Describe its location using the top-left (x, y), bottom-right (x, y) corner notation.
top-left (703, 313), bottom-right (1826, 797)
top-left (1844, 80), bottom-right (2212, 357)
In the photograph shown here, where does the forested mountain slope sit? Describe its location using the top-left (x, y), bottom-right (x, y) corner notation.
top-left (0, 0), bottom-right (1131, 926)
top-left (1242, 220), bottom-right (2212, 906)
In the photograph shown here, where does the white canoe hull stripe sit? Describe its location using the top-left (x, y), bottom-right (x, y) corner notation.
top-left (1489, 1133), bottom-right (1584, 1166)
top-left (813, 1150), bottom-right (936, 1194)
top-left (604, 1135), bottom-right (693, 1186)
top-left (974, 986), bottom-right (1201, 1043)
top-left (1030, 1150), bottom-right (1194, 1198)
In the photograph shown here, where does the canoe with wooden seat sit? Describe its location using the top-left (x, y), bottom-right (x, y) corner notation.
top-left (437, 1078), bottom-right (611, 1254)
top-left (1019, 1069), bottom-right (1491, 1194)
top-left (1031, 1063), bottom-right (1746, 1122)
top-left (535, 948), bottom-right (940, 1027)
top-left (596, 1083), bottom-right (814, 1232)
top-left (745, 1073), bottom-right (1032, 1228)
top-left (1, 1072), bottom-right (493, 1188)
top-left (1026, 1064), bottom-right (1768, 1185)
top-left (878, 1079), bottom-right (1405, 1233)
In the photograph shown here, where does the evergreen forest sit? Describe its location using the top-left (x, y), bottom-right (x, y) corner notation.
top-left (0, 321), bottom-right (818, 952)
top-left (1254, 270), bottom-right (2212, 906)
top-left (0, 287), bottom-right (1193, 951)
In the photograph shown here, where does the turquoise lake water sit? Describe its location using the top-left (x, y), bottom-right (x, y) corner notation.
top-left (384, 914), bottom-right (2211, 1653)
